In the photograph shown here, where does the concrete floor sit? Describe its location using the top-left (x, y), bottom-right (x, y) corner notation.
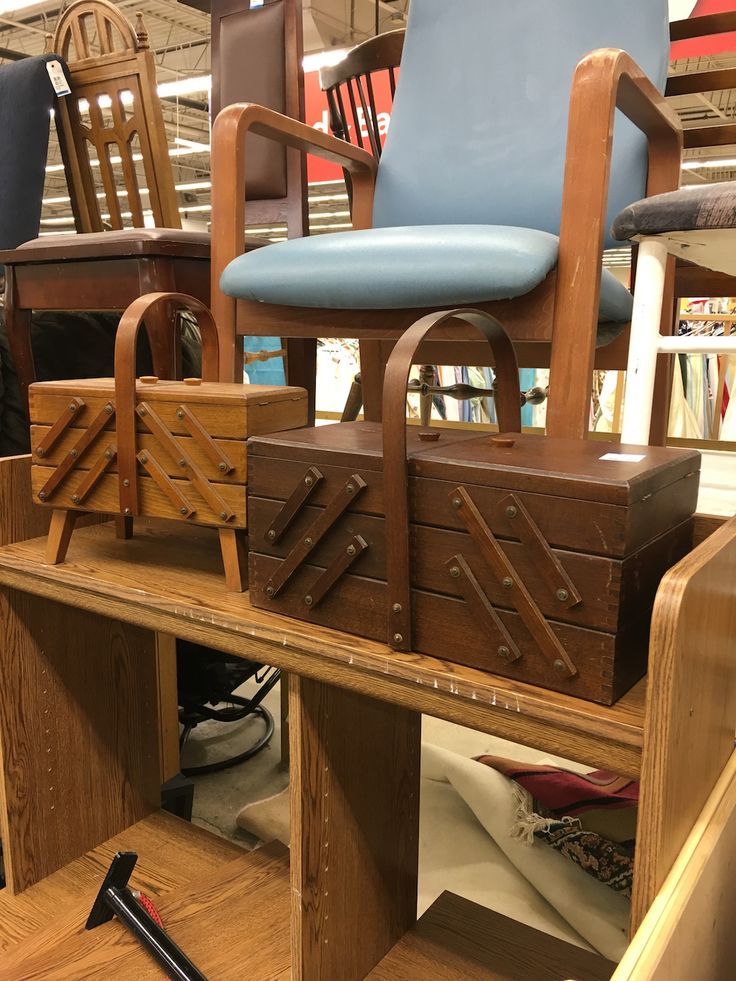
top-left (184, 677), bottom-right (287, 848)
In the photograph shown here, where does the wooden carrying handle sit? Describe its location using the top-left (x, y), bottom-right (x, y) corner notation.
top-left (115, 292), bottom-right (220, 516)
top-left (383, 308), bottom-right (521, 651)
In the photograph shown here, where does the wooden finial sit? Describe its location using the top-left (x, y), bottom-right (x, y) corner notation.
top-left (135, 11), bottom-right (149, 50)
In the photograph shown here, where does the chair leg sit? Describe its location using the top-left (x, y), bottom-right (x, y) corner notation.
top-left (219, 527), bottom-right (247, 592)
top-left (620, 238), bottom-right (669, 445)
top-left (144, 301), bottom-right (177, 380)
top-left (4, 271), bottom-right (35, 415)
top-left (359, 339), bottom-right (389, 422)
top-left (418, 364), bottom-right (435, 427)
top-left (45, 509), bottom-right (80, 565)
top-left (341, 372), bottom-right (364, 422)
top-left (285, 338), bottom-right (318, 425)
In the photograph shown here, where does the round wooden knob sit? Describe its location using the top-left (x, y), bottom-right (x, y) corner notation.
top-left (184, 377), bottom-right (203, 386)
top-left (418, 430), bottom-right (440, 442)
top-left (490, 435), bottom-right (515, 448)
top-left (139, 375), bottom-right (158, 384)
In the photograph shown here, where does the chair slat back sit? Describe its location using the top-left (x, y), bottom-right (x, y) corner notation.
top-left (320, 30), bottom-right (404, 161)
top-left (371, 0), bottom-right (670, 251)
top-left (52, 0), bottom-right (180, 232)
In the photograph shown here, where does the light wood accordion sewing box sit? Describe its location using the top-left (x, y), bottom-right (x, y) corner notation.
top-left (28, 294), bottom-right (307, 589)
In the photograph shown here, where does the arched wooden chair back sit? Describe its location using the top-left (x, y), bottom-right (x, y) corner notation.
top-left (52, 0), bottom-right (180, 233)
top-left (320, 30), bottom-right (404, 163)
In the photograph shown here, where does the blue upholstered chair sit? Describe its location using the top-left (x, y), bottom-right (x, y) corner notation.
top-left (211, 0), bottom-right (681, 436)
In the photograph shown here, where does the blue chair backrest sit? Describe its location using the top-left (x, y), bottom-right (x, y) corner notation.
top-left (372, 0), bottom-right (670, 250)
top-left (0, 55), bottom-right (66, 250)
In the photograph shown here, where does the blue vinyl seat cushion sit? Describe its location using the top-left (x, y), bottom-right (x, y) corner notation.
top-left (220, 225), bottom-right (633, 323)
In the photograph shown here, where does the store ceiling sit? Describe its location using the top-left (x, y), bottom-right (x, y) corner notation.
top-left (0, 1), bottom-right (733, 252)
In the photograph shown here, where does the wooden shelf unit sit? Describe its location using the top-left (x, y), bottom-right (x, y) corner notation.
top-left (0, 452), bottom-right (734, 978)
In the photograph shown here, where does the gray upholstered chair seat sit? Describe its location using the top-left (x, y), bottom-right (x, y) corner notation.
top-left (612, 183), bottom-right (736, 278)
top-left (220, 224), bottom-right (633, 322)
top-left (612, 183), bottom-right (736, 240)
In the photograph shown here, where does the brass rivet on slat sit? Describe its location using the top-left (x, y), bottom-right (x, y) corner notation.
top-left (71, 494), bottom-right (80, 504)
top-left (502, 577), bottom-right (513, 589)
top-left (123, 479), bottom-right (130, 487)
top-left (452, 497), bottom-right (462, 509)
top-left (304, 537), bottom-right (313, 547)
top-left (393, 633), bottom-right (403, 644)
top-left (179, 459), bottom-right (186, 467)
top-left (124, 507), bottom-right (131, 515)
top-left (505, 505), bottom-right (517, 518)
top-left (497, 646), bottom-right (510, 659)
top-left (305, 475), bottom-right (314, 487)
top-left (347, 544), bottom-right (356, 556)
top-left (140, 454), bottom-right (148, 464)
top-left (553, 659), bottom-right (566, 674)
top-left (220, 511), bottom-right (228, 520)
top-left (139, 406), bottom-right (147, 416)
top-left (38, 491), bottom-right (47, 501)
top-left (69, 403), bottom-right (77, 412)
top-left (70, 449), bottom-right (78, 459)
top-left (267, 529), bottom-right (276, 541)
top-left (346, 484), bottom-right (355, 495)
top-left (105, 450), bottom-right (113, 460)
top-left (218, 462), bottom-right (227, 473)
top-left (449, 566), bottom-right (461, 579)
top-left (105, 404), bottom-right (113, 415)
top-left (304, 595), bottom-right (313, 606)
top-left (265, 585), bottom-right (275, 597)
top-left (36, 447), bottom-right (45, 457)
top-left (556, 589), bottom-right (569, 602)
top-left (177, 410), bottom-right (185, 419)
top-left (392, 603), bottom-right (402, 613)
top-left (180, 507), bottom-right (188, 515)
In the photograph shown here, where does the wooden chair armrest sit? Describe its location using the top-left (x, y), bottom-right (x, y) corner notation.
top-left (547, 48), bottom-right (683, 439)
top-left (210, 103), bottom-right (378, 380)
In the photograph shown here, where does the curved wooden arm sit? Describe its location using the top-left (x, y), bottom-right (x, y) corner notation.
top-left (211, 102), bottom-right (378, 381)
top-left (547, 48), bottom-right (683, 440)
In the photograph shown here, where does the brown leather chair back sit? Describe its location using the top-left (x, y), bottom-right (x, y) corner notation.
top-left (52, 0), bottom-right (180, 232)
top-left (210, 0), bottom-right (306, 235)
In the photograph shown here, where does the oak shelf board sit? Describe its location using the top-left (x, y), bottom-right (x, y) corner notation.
top-left (1, 812), bottom-right (291, 980)
top-left (0, 810), bottom-right (242, 955)
top-left (0, 521), bottom-right (646, 776)
top-left (369, 891), bottom-right (616, 980)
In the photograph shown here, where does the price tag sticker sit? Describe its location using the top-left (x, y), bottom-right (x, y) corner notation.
top-left (599, 453), bottom-right (646, 463)
top-left (46, 59), bottom-right (71, 97)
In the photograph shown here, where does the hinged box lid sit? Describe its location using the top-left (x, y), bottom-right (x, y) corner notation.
top-left (409, 432), bottom-right (701, 506)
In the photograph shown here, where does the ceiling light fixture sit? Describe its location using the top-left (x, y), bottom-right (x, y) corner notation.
top-left (0, 1), bottom-right (44, 13)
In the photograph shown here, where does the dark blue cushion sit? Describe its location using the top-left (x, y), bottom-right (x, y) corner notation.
top-left (0, 55), bottom-right (67, 250)
top-left (220, 224), bottom-right (632, 323)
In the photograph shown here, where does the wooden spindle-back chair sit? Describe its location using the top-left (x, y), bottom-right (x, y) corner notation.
top-left (53, 0), bottom-right (180, 233)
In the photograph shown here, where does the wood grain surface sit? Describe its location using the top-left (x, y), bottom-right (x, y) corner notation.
top-left (616, 751), bottom-right (736, 980)
top-left (632, 516), bottom-right (736, 931)
top-left (0, 522), bottom-right (648, 776)
top-left (0, 589), bottom-right (161, 893)
top-left (2, 843), bottom-right (290, 980)
top-left (369, 891), bottom-right (615, 980)
top-left (289, 675), bottom-right (420, 980)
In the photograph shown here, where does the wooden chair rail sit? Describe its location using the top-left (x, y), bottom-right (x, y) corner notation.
top-left (548, 48), bottom-right (682, 440)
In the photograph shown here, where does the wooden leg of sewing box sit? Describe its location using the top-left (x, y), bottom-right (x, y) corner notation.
top-left (115, 515), bottom-right (134, 539)
top-left (45, 509), bottom-right (81, 565)
top-left (219, 527), bottom-right (247, 592)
